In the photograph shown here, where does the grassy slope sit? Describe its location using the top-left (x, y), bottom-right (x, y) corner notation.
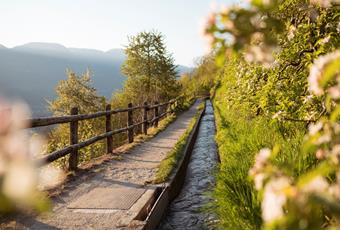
top-left (212, 78), bottom-right (308, 229)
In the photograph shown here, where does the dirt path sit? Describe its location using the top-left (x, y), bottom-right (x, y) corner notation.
top-left (11, 101), bottom-right (201, 230)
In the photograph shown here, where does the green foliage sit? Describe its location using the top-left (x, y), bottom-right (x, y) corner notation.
top-left (120, 30), bottom-right (179, 104)
top-left (200, 0), bottom-right (340, 229)
top-left (110, 31), bottom-right (182, 144)
top-left (212, 72), bottom-right (309, 229)
top-left (205, 0), bottom-right (339, 121)
top-left (47, 69), bottom-right (106, 169)
top-left (179, 54), bottom-right (218, 99)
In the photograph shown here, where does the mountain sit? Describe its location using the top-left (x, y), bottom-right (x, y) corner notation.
top-left (176, 65), bottom-right (193, 75)
top-left (106, 49), bottom-right (126, 61)
top-left (0, 43), bottom-right (126, 116)
top-left (0, 43), bottom-right (192, 116)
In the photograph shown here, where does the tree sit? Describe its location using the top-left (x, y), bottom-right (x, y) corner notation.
top-left (121, 31), bottom-right (179, 104)
top-left (47, 69), bottom-right (106, 168)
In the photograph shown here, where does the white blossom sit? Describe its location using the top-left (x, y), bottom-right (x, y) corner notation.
top-left (262, 177), bottom-right (290, 222)
top-left (308, 50), bottom-right (340, 95)
top-left (320, 36), bottom-right (330, 45)
top-left (244, 45), bottom-right (276, 68)
top-left (254, 173), bottom-right (266, 190)
top-left (272, 111), bottom-right (283, 119)
top-left (3, 161), bottom-right (37, 202)
top-left (302, 176), bottom-right (329, 193)
top-left (332, 145), bottom-right (340, 156)
top-left (310, 0), bottom-right (332, 8)
top-left (316, 133), bottom-right (331, 144)
top-left (308, 122), bottom-right (323, 135)
top-left (38, 166), bottom-right (65, 190)
top-left (328, 86), bottom-right (340, 99)
top-left (287, 25), bottom-right (296, 40)
top-left (0, 99), bottom-right (65, 211)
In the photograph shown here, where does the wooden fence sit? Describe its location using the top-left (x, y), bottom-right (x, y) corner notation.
top-left (28, 99), bottom-right (178, 170)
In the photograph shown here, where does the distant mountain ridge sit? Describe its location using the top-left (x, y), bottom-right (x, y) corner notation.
top-left (0, 42), bottom-right (192, 116)
top-left (0, 43), bottom-right (127, 115)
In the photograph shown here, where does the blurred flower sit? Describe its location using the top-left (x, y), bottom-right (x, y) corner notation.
top-left (287, 25), bottom-right (297, 40)
top-left (256, 148), bottom-right (271, 165)
top-left (333, 123), bottom-right (340, 134)
top-left (308, 50), bottom-right (340, 95)
top-left (272, 110), bottom-right (283, 119)
top-left (244, 45), bottom-right (276, 68)
top-left (329, 184), bottom-right (340, 199)
top-left (315, 149), bottom-right (327, 159)
top-left (0, 99), bottom-right (64, 213)
top-left (206, 12), bottom-right (216, 30)
top-left (38, 166), bottom-right (65, 190)
top-left (320, 36), bottom-right (330, 45)
top-left (251, 32), bottom-right (264, 43)
top-left (262, 177), bottom-right (290, 222)
top-left (328, 86), bottom-right (340, 99)
top-left (332, 145), bottom-right (340, 156)
top-left (254, 173), bottom-right (266, 190)
top-left (310, 0), bottom-right (332, 8)
top-left (302, 176), bottom-right (329, 193)
top-left (308, 121), bottom-right (323, 135)
top-left (3, 161), bottom-right (37, 202)
top-left (316, 133), bottom-right (331, 144)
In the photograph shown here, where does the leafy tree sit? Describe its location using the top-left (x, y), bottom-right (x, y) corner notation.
top-left (179, 53), bottom-right (219, 100)
top-left (200, 0), bottom-right (340, 229)
top-left (47, 69), bottom-right (106, 168)
top-left (121, 31), bottom-right (179, 104)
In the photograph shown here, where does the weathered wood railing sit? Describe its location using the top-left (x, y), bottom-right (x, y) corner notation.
top-left (28, 99), bottom-right (178, 170)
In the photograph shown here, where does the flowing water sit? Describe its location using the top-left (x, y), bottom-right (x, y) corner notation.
top-left (158, 100), bottom-right (218, 230)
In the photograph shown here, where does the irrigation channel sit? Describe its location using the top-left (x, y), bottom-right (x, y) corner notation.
top-left (158, 100), bottom-right (218, 229)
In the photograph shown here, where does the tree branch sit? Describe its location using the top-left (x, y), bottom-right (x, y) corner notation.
top-left (277, 49), bottom-right (314, 80)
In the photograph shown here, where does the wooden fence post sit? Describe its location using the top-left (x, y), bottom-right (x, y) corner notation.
top-left (69, 107), bottom-right (79, 170)
top-left (106, 104), bottom-right (113, 153)
top-left (165, 103), bottom-right (169, 117)
top-left (170, 101), bottom-right (174, 113)
top-left (127, 103), bottom-right (134, 143)
top-left (154, 101), bottom-right (159, 128)
top-left (143, 101), bottom-right (148, 135)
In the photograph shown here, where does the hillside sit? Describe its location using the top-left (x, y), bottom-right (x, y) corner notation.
top-left (0, 43), bottom-right (191, 116)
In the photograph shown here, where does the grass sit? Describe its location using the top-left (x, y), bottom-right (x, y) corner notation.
top-left (211, 86), bottom-right (311, 229)
top-left (153, 102), bottom-right (204, 184)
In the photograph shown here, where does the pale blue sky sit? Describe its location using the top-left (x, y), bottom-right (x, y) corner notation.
top-left (0, 0), bottom-right (240, 66)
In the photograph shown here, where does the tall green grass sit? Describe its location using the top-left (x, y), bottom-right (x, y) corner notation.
top-left (211, 88), bottom-right (312, 229)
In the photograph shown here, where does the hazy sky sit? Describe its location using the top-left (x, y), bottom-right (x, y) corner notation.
top-left (0, 0), bottom-right (240, 66)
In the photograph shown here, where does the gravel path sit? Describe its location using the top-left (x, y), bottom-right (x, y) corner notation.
top-left (10, 101), bottom-right (200, 230)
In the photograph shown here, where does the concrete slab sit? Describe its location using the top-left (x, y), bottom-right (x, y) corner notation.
top-left (68, 187), bottom-right (146, 210)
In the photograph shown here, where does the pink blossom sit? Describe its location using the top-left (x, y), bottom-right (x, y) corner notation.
top-left (316, 149), bottom-right (327, 159)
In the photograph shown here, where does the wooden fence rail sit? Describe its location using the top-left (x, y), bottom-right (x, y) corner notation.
top-left (29, 99), bottom-right (178, 170)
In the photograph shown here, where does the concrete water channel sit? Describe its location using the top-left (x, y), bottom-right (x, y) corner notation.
top-left (158, 100), bottom-right (218, 229)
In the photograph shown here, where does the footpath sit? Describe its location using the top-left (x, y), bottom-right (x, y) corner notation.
top-left (9, 101), bottom-right (201, 230)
